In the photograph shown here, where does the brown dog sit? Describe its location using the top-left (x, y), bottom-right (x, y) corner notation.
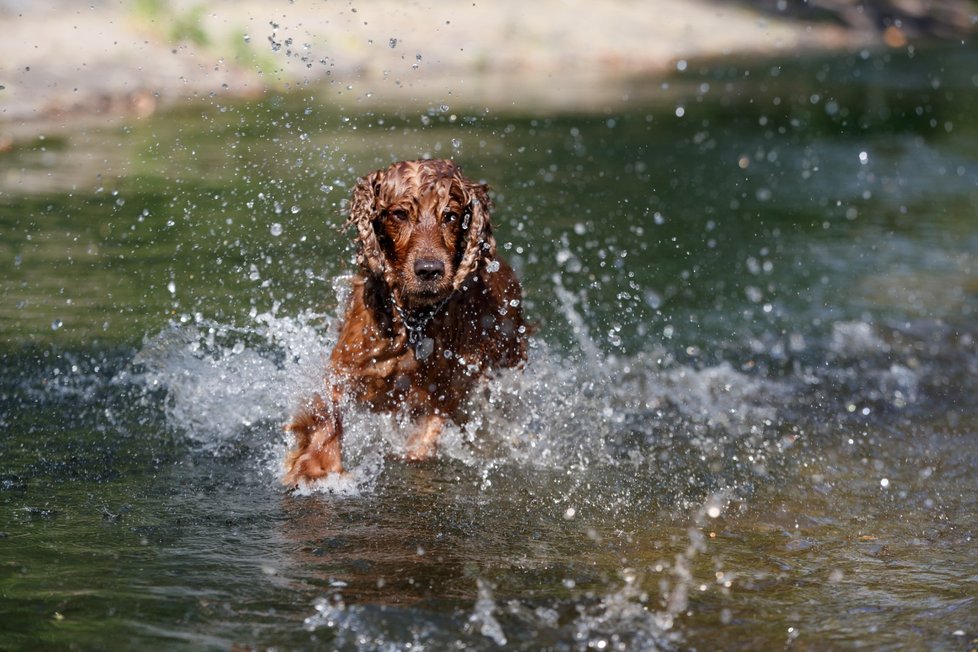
top-left (283, 159), bottom-right (528, 486)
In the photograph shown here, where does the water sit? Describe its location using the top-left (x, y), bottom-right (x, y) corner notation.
top-left (2, 47), bottom-right (978, 650)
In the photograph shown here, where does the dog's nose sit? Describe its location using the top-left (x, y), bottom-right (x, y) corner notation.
top-left (414, 258), bottom-right (445, 282)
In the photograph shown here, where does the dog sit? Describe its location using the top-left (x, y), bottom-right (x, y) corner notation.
top-left (283, 159), bottom-right (528, 486)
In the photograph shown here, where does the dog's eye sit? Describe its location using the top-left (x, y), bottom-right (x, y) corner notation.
top-left (388, 209), bottom-right (409, 222)
top-left (442, 210), bottom-right (459, 223)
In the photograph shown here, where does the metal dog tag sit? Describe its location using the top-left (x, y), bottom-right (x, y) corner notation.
top-left (415, 337), bottom-right (434, 361)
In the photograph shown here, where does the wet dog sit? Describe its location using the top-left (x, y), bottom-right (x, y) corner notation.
top-left (284, 159), bottom-right (528, 486)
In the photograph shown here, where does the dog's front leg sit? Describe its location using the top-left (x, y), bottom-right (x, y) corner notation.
top-left (405, 413), bottom-right (444, 461)
top-left (283, 388), bottom-right (345, 486)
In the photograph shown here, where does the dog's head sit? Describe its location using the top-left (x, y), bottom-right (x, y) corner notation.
top-left (347, 159), bottom-right (496, 308)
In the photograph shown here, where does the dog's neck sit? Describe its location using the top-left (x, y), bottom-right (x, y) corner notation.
top-left (368, 276), bottom-right (468, 361)
top-left (389, 293), bottom-right (451, 360)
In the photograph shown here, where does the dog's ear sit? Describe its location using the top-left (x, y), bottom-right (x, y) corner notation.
top-left (454, 177), bottom-right (497, 289)
top-left (347, 170), bottom-right (386, 278)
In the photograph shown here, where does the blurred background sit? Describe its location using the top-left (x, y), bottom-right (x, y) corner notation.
top-left (2, 0), bottom-right (976, 133)
top-left (2, 2), bottom-right (977, 650)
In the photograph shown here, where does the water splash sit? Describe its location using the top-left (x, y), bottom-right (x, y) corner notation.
top-left (468, 579), bottom-right (507, 646)
top-left (125, 271), bottom-right (793, 502)
top-left (131, 308), bottom-right (332, 447)
top-left (124, 267), bottom-right (972, 512)
top-left (305, 573), bottom-right (682, 651)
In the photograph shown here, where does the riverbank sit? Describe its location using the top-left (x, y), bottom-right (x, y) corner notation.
top-left (1, 0), bottom-right (973, 145)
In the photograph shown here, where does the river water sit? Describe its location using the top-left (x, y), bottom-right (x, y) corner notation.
top-left (2, 47), bottom-right (977, 650)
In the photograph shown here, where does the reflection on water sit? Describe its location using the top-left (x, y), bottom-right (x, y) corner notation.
top-left (2, 47), bottom-right (978, 649)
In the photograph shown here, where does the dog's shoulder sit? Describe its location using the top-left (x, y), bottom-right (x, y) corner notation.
top-left (441, 260), bottom-right (528, 368)
top-left (331, 275), bottom-right (407, 369)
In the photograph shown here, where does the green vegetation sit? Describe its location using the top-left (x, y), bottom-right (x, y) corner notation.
top-left (131, 0), bottom-right (210, 47)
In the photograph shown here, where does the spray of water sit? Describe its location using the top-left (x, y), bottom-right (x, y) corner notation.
top-left (131, 298), bottom-right (785, 499)
top-left (125, 271), bottom-right (805, 647)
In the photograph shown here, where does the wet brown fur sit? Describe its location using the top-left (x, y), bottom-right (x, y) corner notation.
top-left (283, 159), bottom-right (528, 486)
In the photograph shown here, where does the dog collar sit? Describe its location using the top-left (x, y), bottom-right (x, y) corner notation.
top-left (390, 292), bottom-right (453, 361)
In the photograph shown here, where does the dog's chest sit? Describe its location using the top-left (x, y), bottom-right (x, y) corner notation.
top-left (349, 332), bottom-right (485, 413)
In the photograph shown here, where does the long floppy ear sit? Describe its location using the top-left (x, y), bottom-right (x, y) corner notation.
top-left (454, 177), bottom-right (497, 289)
top-left (347, 170), bottom-right (386, 278)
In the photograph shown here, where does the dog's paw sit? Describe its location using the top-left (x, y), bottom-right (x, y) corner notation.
top-left (282, 452), bottom-right (346, 488)
top-left (404, 415), bottom-right (443, 462)
top-left (404, 443), bottom-right (437, 463)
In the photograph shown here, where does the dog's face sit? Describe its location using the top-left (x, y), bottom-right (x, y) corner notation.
top-left (348, 159), bottom-right (495, 308)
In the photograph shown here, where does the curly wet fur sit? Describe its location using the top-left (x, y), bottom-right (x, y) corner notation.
top-left (347, 159), bottom-right (496, 293)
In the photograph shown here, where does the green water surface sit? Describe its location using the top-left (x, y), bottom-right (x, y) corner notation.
top-left (2, 46), bottom-right (977, 650)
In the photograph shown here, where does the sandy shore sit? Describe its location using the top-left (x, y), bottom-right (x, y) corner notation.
top-left (0, 0), bottom-right (969, 142)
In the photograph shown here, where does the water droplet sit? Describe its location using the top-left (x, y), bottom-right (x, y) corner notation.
top-left (270, 223), bottom-right (283, 236)
top-left (388, 37), bottom-right (398, 48)
top-left (167, 280), bottom-right (176, 295)
top-left (51, 319), bottom-right (63, 331)
top-left (644, 290), bottom-right (662, 309)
